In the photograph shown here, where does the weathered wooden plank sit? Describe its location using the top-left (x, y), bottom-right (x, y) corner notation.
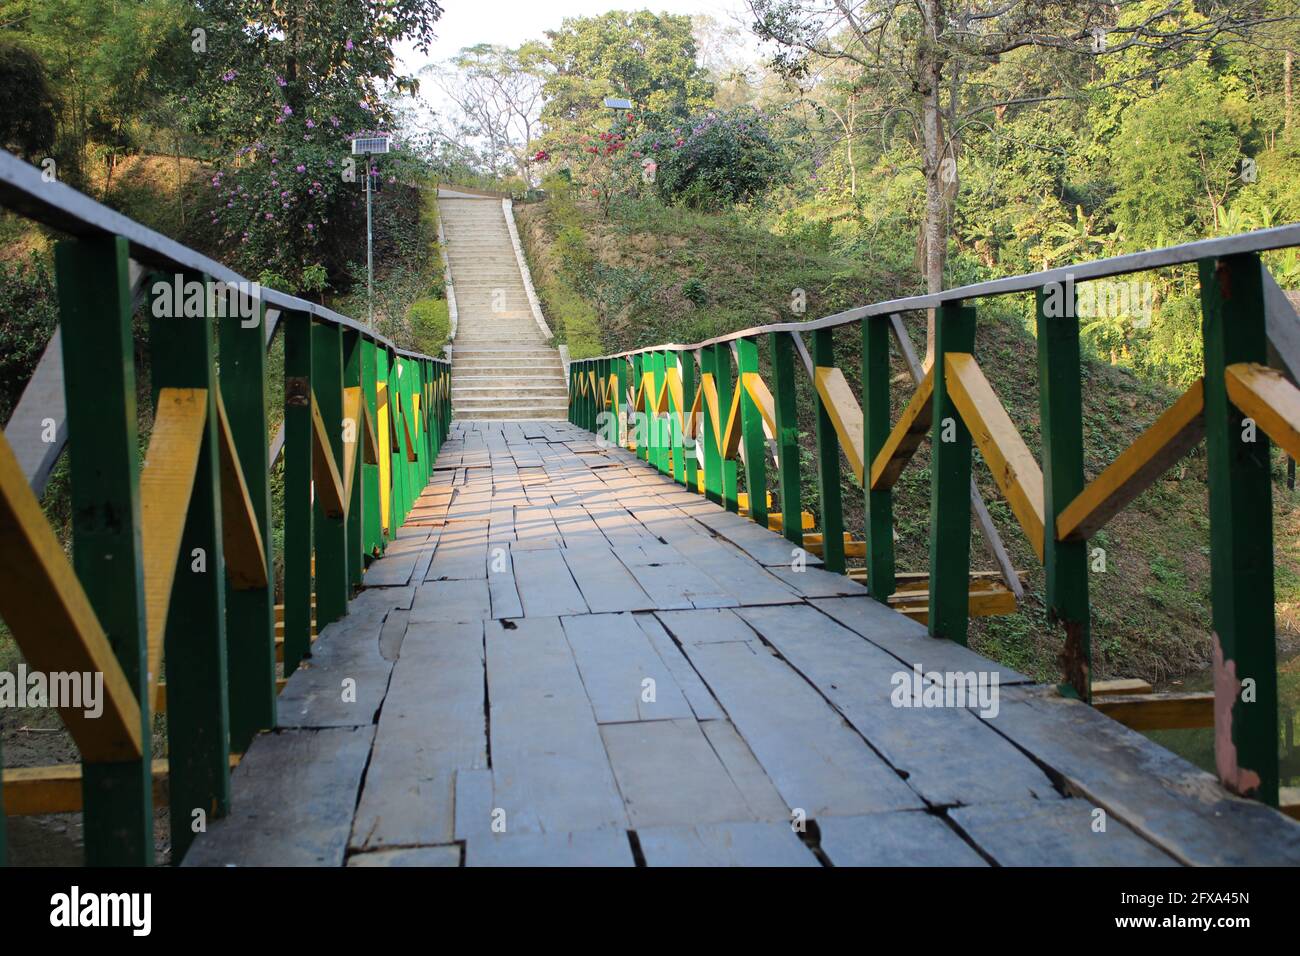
top-left (949, 798), bottom-right (1175, 866)
top-left (601, 719), bottom-right (760, 827)
top-left (698, 719), bottom-right (790, 822)
top-left (347, 846), bottom-right (459, 867)
top-left (510, 548), bottom-right (589, 616)
top-left (637, 821), bottom-right (818, 867)
top-left (409, 577), bottom-right (492, 624)
top-left (817, 811), bottom-right (987, 866)
top-left (692, 508), bottom-right (823, 568)
top-left (613, 543), bottom-right (733, 609)
top-left (485, 617), bottom-right (628, 834)
top-left (870, 367), bottom-right (934, 491)
top-left (1092, 692), bottom-right (1214, 730)
top-left (351, 621), bottom-right (486, 850)
top-left (810, 597), bottom-right (1031, 684)
top-left (985, 685), bottom-right (1300, 865)
top-left (633, 613), bottom-right (725, 720)
top-left (736, 604), bottom-right (1057, 808)
top-left (377, 608), bottom-right (409, 661)
top-left (465, 830), bottom-right (635, 867)
top-left (276, 613), bottom-right (392, 728)
top-left (425, 518), bottom-right (489, 581)
top-left (561, 612), bottom-right (694, 723)
top-left (668, 612), bottom-right (924, 817)
top-left (453, 768), bottom-right (495, 840)
top-left (560, 546), bottom-right (656, 613)
top-left (182, 726), bottom-right (374, 867)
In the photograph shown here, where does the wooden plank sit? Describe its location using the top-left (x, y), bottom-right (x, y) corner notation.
top-left (812, 365), bottom-right (865, 482)
top-left (139, 386), bottom-right (207, 709)
top-left (487, 543), bottom-right (524, 619)
top-left (0, 430), bottom-right (142, 762)
top-left (818, 811), bottom-right (986, 866)
top-left (466, 830), bottom-right (635, 867)
top-left (276, 613), bottom-right (392, 728)
top-left (949, 798), bottom-right (1175, 866)
top-left (945, 352), bottom-right (1045, 561)
top-left (665, 611), bottom-right (924, 816)
top-left (1056, 379), bottom-right (1205, 542)
top-left (637, 821), bottom-right (818, 867)
top-left (3, 755), bottom-right (241, 816)
top-left (347, 846), bottom-right (460, 867)
top-left (985, 685), bottom-right (1300, 865)
top-left (351, 621), bottom-right (486, 850)
top-left (601, 719), bottom-right (761, 827)
top-left (698, 719), bottom-right (790, 821)
top-left (1092, 692), bottom-right (1214, 730)
top-left (634, 613), bottom-right (726, 720)
top-left (409, 578), bottom-right (492, 624)
top-left (485, 617), bottom-right (628, 834)
top-left (426, 518), bottom-right (489, 580)
top-left (870, 367), bottom-right (934, 491)
top-left (1225, 361), bottom-right (1300, 461)
top-left (510, 547), bottom-right (589, 616)
top-left (1091, 678), bottom-right (1154, 696)
top-left (561, 612), bottom-right (694, 723)
top-left (377, 608), bottom-right (409, 661)
top-left (692, 508), bottom-right (823, 568)
top-left (613, 543), bottom-right (729, 609)
top-left (214, 389), bottom-right (269, 590)
top-left (182, 726), bottom-right (375, 867)
top-left (736, 603), bottom-right (1058, 808)
top-left (561, 546), bottom-right (656, 614)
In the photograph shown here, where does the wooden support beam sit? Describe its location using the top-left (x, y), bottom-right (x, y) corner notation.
top-left (736, 339), bottom-right (769, 526)
top-left (1056, 380), bottom-right (1205, 543)
top-left (812, 365), bottom-right (866, 483)
top-left (1091, 678), bottom-right (1154, 696)
top-left (139, 387), bottom-right (208, 709)
top-left (945, 352), bottom-right (1046, 562)
top-left (889, 584), bottom-right (1017, 624)
top-left (870, 367), bottom-right (934, 491)
top-left (214, 390), bottom-right (269, 591)
top-left (712, 344), bottom-right (740, 512)
top-left (1092, 692), bottom-right (1215, 730)
top-left (3, 756), bottom-right (241, 817)
top-left (0, 431), bottom-right (143, 762)
top-left (1225, 362), bottom-right (1300, 462)
top-left (310, 390), bottom-right (346, 520)
top-left (342, 385), bottom-right (363, 509)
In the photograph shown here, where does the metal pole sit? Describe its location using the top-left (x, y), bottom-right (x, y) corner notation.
top-left (366, 156), bottom-right (373, 329)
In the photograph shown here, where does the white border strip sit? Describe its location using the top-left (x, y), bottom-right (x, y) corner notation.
top-left (502, 198), bottom-right (553, 339)
top-left (435, 201), bottom-right (459, 342)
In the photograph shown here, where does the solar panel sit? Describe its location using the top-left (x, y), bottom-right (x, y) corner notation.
top-left (351, 136), bottom-right (391, 155)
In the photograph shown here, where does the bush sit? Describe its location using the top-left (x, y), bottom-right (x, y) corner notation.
top-left (408, 297), bottom-right (450, 354)
top-left (539, 279), bottom-right (602, 358)
top-left (633, 107), bottom-right (790, 209)
top-left (0, 254), bottom-right (58, 426)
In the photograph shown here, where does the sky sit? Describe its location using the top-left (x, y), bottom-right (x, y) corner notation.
top-left (395, 0), bottom-right (766, 118)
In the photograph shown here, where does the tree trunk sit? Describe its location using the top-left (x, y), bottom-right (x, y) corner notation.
top-left (919, 27), bottom-right (947, 366)
top-left (1286, 48), bottom-right (1293, 138)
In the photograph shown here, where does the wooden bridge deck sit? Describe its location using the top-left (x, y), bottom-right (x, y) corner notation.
top-left (185, 421), bottom-right (1300, 867)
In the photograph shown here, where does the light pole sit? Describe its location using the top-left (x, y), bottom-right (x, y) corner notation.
top-left (351, 135), bottom-right (392, 329)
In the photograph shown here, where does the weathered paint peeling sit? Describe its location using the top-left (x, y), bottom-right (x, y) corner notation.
top-left (1058, 617), bottom-right (1090, 699)
top-left (1212, 630), bottom-right (1263, 797)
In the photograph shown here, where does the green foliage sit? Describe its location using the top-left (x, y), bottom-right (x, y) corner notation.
top-left (0, 254), bottom-right (58, 425)
top-left (0, 39), bottom-right (58, 160)
top-left (407, 297), bottom-right (450, 354)
top-left (681, 277), bottom-right (708, 307)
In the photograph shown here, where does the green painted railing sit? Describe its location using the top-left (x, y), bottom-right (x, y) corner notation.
top-left (569, 224), bottom-right (1300, 810)
top-left (0, 150), bottom-right (451, 865)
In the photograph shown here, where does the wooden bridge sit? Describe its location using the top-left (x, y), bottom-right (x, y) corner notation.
top-left (2, 148), bottom-right (1300, 866)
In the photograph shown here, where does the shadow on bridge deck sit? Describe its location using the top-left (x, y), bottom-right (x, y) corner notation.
top-left (184, 421), bottom-right (1300, 867)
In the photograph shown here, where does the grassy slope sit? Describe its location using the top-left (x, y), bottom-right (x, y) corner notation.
top-left (518, 193), bottom-right (1300, 686)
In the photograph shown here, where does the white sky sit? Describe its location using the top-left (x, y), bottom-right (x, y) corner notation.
top-left (395, 0), bottom-right (765, 116)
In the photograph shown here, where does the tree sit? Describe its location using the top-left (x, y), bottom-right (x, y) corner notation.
top-left (0, 40), bottom-right (58, 160)
top-left (748, 0), bottom-right (1284, 360)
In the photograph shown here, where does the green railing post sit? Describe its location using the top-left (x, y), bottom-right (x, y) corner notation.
top-left (771, 331), bottom-right (803, 549)
top-left (343, 331), bottom-right (364, 589)
top-left (633, 354), bottom-right (648, 459)
top-left (714, 343), bottom-right (740, 513)
top-left (650, 351), bottom-right (668, 474)
top-left (700, 348), bottom-right (723, 504)
top-left (929, 303), bottom-right (976, 645)
top-left (282, 309), bottom-right (314, 675)
top-left (667, 351), bottom-right (686, 484)
top-left (862, 317), bottom-right (895, 598)
top-left (219, 297), bottom-right (276, 751)
top-left (312, 322), bottom-right (348, 628)
top-left (150, 271), bottom-right (231, 863)
top-left (736, 337), bottom-right (768, 526)
top-left (56, 235), bottom-right (152, 866)
top-left (1200, 252), bottom-right (1278, 806)
top-left (614, 357), bottom-right (629, 448)
top-left (1037, 284), bottom-right (1091, 701)
top-left (811, 329), bottom-right (844, 572)
top-left (361, 338), bottom-right (381, 558)
top-left (375, 345), bottom-right (392, 548)
top-left (680, 351), bottom-right (699, 493)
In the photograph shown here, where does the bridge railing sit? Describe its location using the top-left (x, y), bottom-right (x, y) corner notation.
top-left (567, 223), bottom-right (1300, 811)
top-left (0, 149), bottom-right (451, 865)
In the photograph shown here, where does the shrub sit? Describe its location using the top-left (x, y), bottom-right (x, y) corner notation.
top-left (0, 255), bottom-right (58, 426)
top-left (408, 297), bottom-right (450, 354)
top-left (681, 276), bottom-right (708, 307)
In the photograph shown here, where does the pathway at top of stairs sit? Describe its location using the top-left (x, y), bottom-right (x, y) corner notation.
top-left (440, 194), bottom-right (567, 421)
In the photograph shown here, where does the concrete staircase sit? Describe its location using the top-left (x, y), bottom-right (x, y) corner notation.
top-left (440, 196), bottom-right (567, 420)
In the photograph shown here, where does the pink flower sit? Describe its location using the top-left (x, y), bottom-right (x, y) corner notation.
top-left (296, 164), bottom-right (306, 173)
top-left (345, 39), bottom-right (354, 51)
